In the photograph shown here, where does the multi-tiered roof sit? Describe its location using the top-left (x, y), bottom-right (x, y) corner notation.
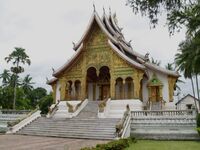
top-left (48, 9), bottom-right (179, 84)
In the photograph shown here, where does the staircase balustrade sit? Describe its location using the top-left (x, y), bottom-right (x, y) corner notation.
top-left (131, 110), bottom-right (194, 117)
top-left (115, 104), bottom-right (131, 138)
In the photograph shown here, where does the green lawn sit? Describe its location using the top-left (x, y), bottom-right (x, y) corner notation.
top-left (126, 140), bottom-right (200, 150)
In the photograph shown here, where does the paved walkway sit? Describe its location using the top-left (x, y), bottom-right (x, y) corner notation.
top-left (0, 135), bottom-right (109, 150)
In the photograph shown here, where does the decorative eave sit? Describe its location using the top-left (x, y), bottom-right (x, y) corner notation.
top-left (73, 10), bottom-right (146, 62)
top-left (73, 11), bottom-right (120, 51)
top-left (108, 40), bottom-right (146, 70)
top-left (103, 13), bottom-right (121, 40)
top-left (109, 12), bottom-right (122, 35)
top-left (144, 62), bottom-right (180, 78)
top-left (53, 43), bottom-right (83, 77)
top-left (47, 78), bottom-right (58, 85)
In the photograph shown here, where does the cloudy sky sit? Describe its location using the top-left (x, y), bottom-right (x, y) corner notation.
top-left (0, 0), bottom-right (192, 98)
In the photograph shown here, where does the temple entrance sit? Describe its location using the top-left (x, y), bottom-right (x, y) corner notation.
top-left (150, 86), bottom-right (160, 102)
top-left (86, 66), bottom-right (110, 101)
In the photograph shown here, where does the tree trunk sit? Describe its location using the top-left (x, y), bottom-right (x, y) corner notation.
top-left (191, 77), bottom-right (198, 113)
top-left (195, 74), bottom-right (200, 110)
top-left (13, 76), bottom-right (17, 110)
top-left (13, 61), bottom-right (19, 110)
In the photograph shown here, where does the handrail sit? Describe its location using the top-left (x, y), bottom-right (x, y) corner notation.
top-left (115, 105), bottom-right (130, 138)
top-left (131, 109), bottom-right (194, 117)
top-left (47, 101), bottom-right (60, 118)
top-left (7, 109), bottom-right (41, 133)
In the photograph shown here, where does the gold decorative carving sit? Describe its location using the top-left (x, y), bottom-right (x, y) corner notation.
top-left (168, 76), bottom-right (177, 102)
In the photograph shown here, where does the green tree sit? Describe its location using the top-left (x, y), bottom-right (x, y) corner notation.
top-left (28, 87), bottom-right (47, 107)
top-left (39, 94), bottom-right (53, 114)
top-left (0, 86), bottom-right (14, 109)
top-left (0, 69), bottom-right (11, 87)
top-left (21, 74), bottom-right (34, 94)
top-left (5, 47), bottom-right (31, 109)
top-left (176, 37), bottom-right (200, 110)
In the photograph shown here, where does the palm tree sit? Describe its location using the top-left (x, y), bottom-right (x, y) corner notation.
top-left (151, 57), bottom-right (161, 66)
top-left (21, 74), bottom-right (34, 94)
top-left (5, 47), bottom-right (31, 109)
top-left (175, 39), bottom-right (199, 112)
top-left (0, 69), bottom-right (11, 86)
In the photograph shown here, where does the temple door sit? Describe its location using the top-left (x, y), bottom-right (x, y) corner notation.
top-left (101, 85), bottom-right (110, 100)
top-left (151, 86), bottom-right (159, 102)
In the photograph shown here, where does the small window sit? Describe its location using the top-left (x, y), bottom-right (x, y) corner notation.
top-left (186, 104), bottom-right (192, 110)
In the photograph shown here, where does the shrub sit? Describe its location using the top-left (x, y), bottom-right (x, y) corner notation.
top-left (197, 113), bottom-right (200, 135)
top-left (39, 95), bottom-right (53, 114)
top-left (80, 137), bottom-right (136, 150)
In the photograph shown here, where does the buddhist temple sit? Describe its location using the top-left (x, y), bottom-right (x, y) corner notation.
top-left (47, 9), bottom-right (179, 110)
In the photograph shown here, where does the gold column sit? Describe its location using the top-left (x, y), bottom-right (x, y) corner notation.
top-left (168, 76), bottom-right (176, 102)
top-left (110, 74), bottom-right (115, 99)
top-left (133, 71), bottom-right (144, 99)
top-left (60, 78), bottom-right (67, 101)
top-left (123, 78), bottom-right (126, 99)
top-left (81, 76), bottom-right (86, 100)
top-left (51, 84), bottom-right (56, 103)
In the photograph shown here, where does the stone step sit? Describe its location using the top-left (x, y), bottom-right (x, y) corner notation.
top-left (19, 132), bottom-right (115, 140)
top-left (17, 116), bottom-right (118, 140)
top-left (20, 126), bottom-right (115, 131)
top-left (19, 128), bottom-right (115, 135)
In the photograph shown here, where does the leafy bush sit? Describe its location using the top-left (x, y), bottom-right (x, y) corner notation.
top-left (80, 137), bottom-right (136, 150)
top-left (197, 113), bottom-right (200, 135)
top-left (39, 94), bottom-right (53, 114)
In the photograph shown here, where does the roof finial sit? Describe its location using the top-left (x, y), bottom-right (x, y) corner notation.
top-left (72, 42), bottom-right (75, 48)
top-left (103, 6), bottom-right (105, 14)
top-left (52, 68), bottom-right (55, 73)
top-left (109, 7), bottom-right (111, 15)
top-left (93, 3), bottom-right (96, 12)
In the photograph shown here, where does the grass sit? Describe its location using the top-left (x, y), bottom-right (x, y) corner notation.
top-left (126, 140), bottom-right (200, 150)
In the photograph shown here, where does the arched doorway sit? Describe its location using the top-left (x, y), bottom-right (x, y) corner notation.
top-left (98, 66), bottom-right (110, 100)
top-left (86, 66), bottom-right (110, 101)
top-left (124, 77), bottom-right (134, 99)
top-left (86, 67), bottom-right (98, 101)
top-left (74, 80), bottom-right (81, 100)
top-left (115, 77), bottom-right (123, 99)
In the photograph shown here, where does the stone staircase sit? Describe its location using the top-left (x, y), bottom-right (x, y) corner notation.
top-left (76, 101), bottom-right (99, 118)
top-left (131, 115), bottom-right (199, 140)
top-left (17, 117), bottom-right (119, 139)
top-left (17, 101), bottom-right (119, 139)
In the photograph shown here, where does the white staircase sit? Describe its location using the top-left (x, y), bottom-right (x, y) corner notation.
top-left (17, 101), bottom-right (119, 139)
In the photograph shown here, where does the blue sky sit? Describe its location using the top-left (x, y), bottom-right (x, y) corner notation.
top-left (0, 0), bottom-right (193, 99)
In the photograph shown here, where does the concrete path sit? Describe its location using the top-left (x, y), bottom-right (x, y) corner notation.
top-left (0, 135), bottom-right (109, 150)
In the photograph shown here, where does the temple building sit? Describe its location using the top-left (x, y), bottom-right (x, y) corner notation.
top-left (47, 9), bottom-right (179, 110)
